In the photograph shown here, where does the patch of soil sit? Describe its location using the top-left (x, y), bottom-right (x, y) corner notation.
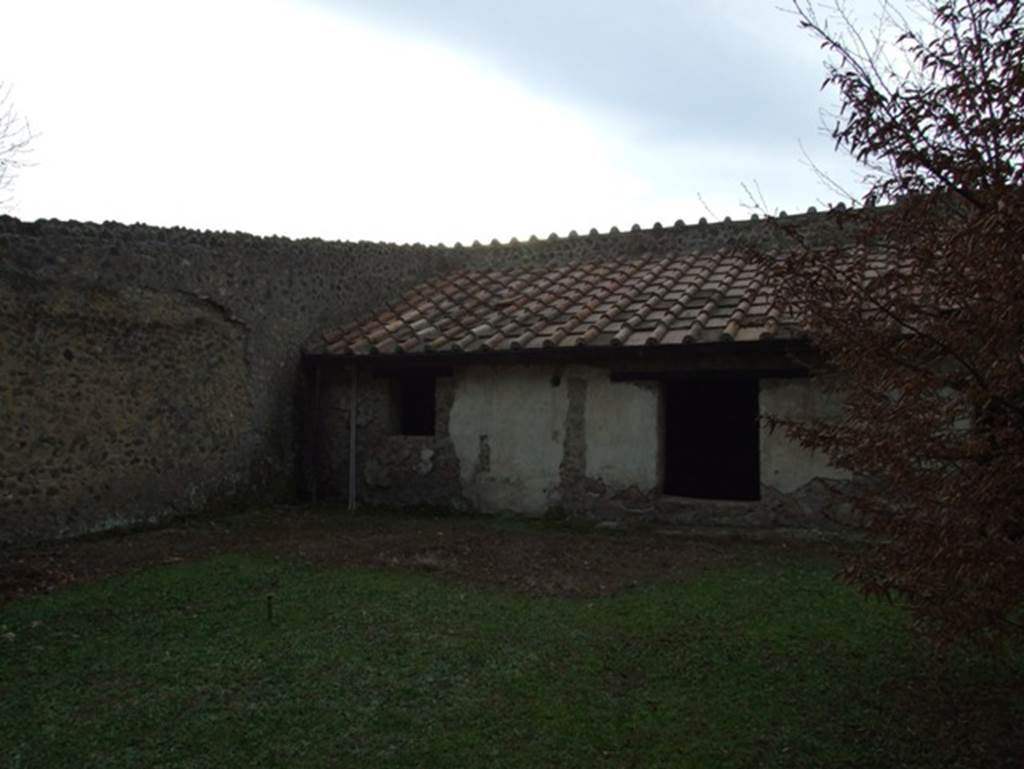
top-left (0, 507), bottom-right (845, 604)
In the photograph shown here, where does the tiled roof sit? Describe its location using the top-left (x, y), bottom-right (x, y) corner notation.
top-left (320, 250), bottom-right (794, 356)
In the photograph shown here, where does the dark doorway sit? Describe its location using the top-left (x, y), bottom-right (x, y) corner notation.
top-left (663, 378), bottom-right (760, 500)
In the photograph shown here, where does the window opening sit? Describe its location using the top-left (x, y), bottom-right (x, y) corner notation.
top-left (394, 375), bottom-right (436, 436)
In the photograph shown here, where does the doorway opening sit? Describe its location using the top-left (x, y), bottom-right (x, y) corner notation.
top-left (663, 378), bottom-right (760, 500)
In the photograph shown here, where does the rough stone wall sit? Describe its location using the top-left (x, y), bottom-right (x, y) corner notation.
top-left (314, 359), bottom-right (854, 529)
top-left (314, 365), bottom-right (462, 509)
top-left (1, 272), bottom-right (252, 540)
top-left (1, 217), bottom-right (457, 543)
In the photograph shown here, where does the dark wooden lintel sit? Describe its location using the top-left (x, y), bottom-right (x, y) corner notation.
top-left (369, 365), bottom-right (455, 379)
top-left (610, 367), bottom-right (810, 383)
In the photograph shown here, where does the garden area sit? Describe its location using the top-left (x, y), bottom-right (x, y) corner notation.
top-left (1, 509), bottom-right (1021, 768)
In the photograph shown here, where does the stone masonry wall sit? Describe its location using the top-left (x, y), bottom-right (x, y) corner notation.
top-left (1, 217), bottom-right (458, 543)
top-left (313, 366), bottom-right (462, 510)
top-left (2, 272), bottom-right (252, 539)
top-left (1, 208), bottom-right (851, 544)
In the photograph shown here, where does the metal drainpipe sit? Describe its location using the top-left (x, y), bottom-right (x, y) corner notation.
top-left (347, 363), bottom-right (358, 512)
top-left (310, 359), bottom-right (322, 504)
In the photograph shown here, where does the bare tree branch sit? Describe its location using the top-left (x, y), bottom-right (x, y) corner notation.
top-left (757, 0), bottom-right (1024, 645)
top-left (0, 82), bottom-right (34, 213)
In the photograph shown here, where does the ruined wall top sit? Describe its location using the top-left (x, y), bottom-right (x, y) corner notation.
top-left (0, 204), bottom-right (855, 276)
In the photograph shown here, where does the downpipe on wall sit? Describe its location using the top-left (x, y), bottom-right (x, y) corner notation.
top-left (348, 364), bottom-right (358, 512)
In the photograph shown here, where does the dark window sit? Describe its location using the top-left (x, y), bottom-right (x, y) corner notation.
top-left (395, 375), bottom-right (436, 436)
top-left (663, 378), bottom-right (760, 500)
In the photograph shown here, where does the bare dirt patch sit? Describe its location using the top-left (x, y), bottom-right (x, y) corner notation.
top-left (0, 506), bottom-right (845, 603)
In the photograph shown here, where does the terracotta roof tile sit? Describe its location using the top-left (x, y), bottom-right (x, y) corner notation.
top-left (321, 251), bottom-right (793, 357)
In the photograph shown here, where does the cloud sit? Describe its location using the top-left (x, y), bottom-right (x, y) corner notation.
top-left (1, 0), bottom-right (867, 244)
top-left (318, 0), bottom-right (835, 147)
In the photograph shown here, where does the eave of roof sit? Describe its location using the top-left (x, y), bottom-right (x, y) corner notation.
top-left (304, 336), bottom-right (814, 369)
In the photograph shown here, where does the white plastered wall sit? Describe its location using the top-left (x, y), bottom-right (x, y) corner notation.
top-left (449, 366), bottom-right (848, 514)
top-left (759, 378), bottom-right (851, 493)
top-left (448, 364), bottom-right (661, 513)
top-left (582, 370), bottom-right (660, 491)
top-left (448, 364), bottom-right (569, 514)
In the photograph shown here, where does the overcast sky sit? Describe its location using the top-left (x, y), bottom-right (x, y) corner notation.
top-left (2, 0), bottom-right (871, 244)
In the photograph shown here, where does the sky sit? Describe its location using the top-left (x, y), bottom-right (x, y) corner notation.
top-left (1, 0), bottom-right (872, 245)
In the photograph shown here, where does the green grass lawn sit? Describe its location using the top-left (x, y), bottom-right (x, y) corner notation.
top-left (1, 551), bottom-right (1021, 769)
